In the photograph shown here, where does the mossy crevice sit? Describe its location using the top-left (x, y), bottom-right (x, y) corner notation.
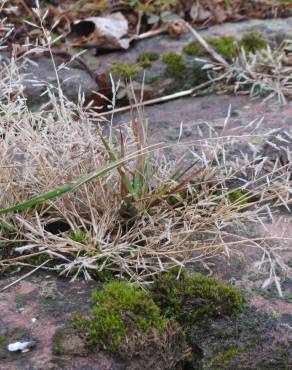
top-left (73, 269), bottom-right (246, 368)
top-left (160, 52), bottom-right (208, 94)
top-left (151, 268), bottom-right (243, 325)
top-left (183, 32), bottom-right (267, 60)
top-left (110, 62), bottom-right (138, 80)
top-left (162, 52), bottom-right (186, 78)
top-left (137, 51), bottom-right (160, 68)
top-left (228, 189), bottom-right (248, 205)
top-left (74, 280), bottom-right (168, 352)
top-left (74, 280), bottom-right (190, 367)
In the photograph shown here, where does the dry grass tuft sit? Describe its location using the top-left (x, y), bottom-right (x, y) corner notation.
top-left (0, 13), bottom-right (291, 293)
top-left (226, 40), bottom-right (292, 103)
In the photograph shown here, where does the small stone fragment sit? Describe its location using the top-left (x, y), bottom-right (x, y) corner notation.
top-left (7, 341), bottom-right (35, 353)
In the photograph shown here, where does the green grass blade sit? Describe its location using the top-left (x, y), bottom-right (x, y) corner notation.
top-left (0, 152), bottom-right (142, 216)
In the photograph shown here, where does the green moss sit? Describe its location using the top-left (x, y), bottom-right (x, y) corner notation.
top-left (183, 37), bottom-right (237, 59)
top-left (74, 281), bottom-right (167, 353)
top-left (162, 52), bottom-right (186, 78)
top-left (53, 331), bottom-right (62, 356)
top-left (91, 263), bottom-right (115, 283)
top-left (182, 41), bottom-right (209, 57)
top-left (28, 254), bottom-right (50, 266)
top-left (151, 268), bottom-right (243, 325)
top-left (183, 33), bottom-right (266, 61)
top-left (69, 230), bottom-right (87, 244)
top-left (137, 51), bottom-right (160, 68)
top-left (239, 32), bottom-right (267, 53)
top-left (228, 189), bottom-right (247, 205)
top-left (110, 62), bottom-right (137, 79)
top-left (208, 36), bottom-right (237, 58)
top-left (212, 346), bottom-right (241, 366)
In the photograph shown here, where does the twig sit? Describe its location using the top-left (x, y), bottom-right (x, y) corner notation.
top-left (0, 259), bottom-right (50, 292)
top-left (130, 26), bottom-right (167, 41)
top-left (96, 74), bottom-right (226, 117)
top-left (184, 21), bottom-right (229, 67)
top-left (135, 11), bottom-right (143, 37)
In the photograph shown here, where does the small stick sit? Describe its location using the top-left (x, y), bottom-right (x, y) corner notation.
top-left (184, 21), bottom-right (229, 67)
top-left (0, 259), bottom-right (50, 293)
top-left (96, 75), bottom-right (226, 117)
top-left (131, 26), bottom-right (167, 41)
top-left (135, 11), bottom-right (143, 37)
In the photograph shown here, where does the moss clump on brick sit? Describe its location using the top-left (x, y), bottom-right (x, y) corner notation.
top-left (74, 281), bottom-right (167, 353)
top-left (182, 32), bottom-right (267, 60)
top-left (208, 36), bottom-right (237, 58)
top-left (69, 230), bottom-right (87, 244)
top-left (183, 36), bottom-right (236, 59)
top-left (151, 268), bottom-right (243, 325)
top-left (137, 51), bottom-right (160, 68)
top-left (110, 62), bottom-right (137, 79)
top-left (162, 52), bottom-right (186, 78)
top-left (229, 189), bottom-right (248, 205)
top-left (182, 41), bottom-right (209, 57)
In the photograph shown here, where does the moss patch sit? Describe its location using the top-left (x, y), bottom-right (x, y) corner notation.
top-left (182, 41), bottom-right (209, 57)
top-left (151, 268), bottom-right (243, 325)
top-left (162, 52), bottom-right (186, 78)
top-left (69, 230), bottom-right (87, 244)
top-left (228, 189), bottom-right (248, 205)
top-left (208, 36), bottom-right (237, 58)
top-left (110, 62), bottom-right (138, 80)
top-left (183, 36), bottom-right (237, 59)
top-left (74, 281), bottom-right (167, 353)
top-left (182, 32), bottom-right (267, 60)
top-left (137, 51), bottom-right (160, 68)
top-left (73, 280), bottom-right (190, 367)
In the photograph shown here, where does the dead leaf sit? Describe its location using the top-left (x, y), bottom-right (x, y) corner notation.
top-left (69, 12), bottom-right (130, 50)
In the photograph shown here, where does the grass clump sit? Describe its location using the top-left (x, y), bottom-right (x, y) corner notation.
top-left (162, 52), bottom-right (186, 78)
top-left (74, 281), bottom-right (167, 353)
top-left (151, 268), bottom-right (243, 325)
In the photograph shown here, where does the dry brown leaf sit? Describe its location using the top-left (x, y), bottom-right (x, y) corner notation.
top-left (69, 12), bottom-right (130, 50)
